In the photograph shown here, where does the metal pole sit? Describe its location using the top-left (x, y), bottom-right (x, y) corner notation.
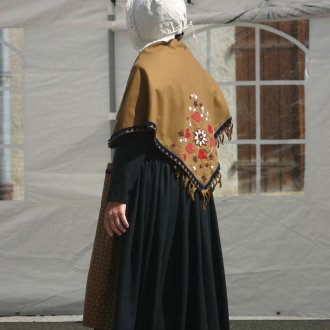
top-left (0, 28), bottom-right (13, 200)
top-left (107, 1), bottom-right (117, 160)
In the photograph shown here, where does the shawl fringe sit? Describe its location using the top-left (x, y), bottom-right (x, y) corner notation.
top-left (171, 162), bottom-right (222, 210)
top-left (215, 119), bottom-right (234, 148)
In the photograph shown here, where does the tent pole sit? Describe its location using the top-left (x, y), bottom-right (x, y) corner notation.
top-left (107, 1), bottom-right (116, 160)
top-left (108, 3), bottom-right (116, 115)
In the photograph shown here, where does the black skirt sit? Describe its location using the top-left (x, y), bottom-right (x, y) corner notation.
top-left (108, 132), bottom-right (230, 330)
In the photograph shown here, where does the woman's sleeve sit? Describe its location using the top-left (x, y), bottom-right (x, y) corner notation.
top-left (107, 130), bottom-right (154, 204)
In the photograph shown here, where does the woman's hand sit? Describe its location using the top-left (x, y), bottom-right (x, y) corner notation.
top-left (104, 201), bottom-right (130, 237)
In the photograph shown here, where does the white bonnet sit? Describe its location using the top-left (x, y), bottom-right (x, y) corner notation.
top-left (126, 0), bottom-right (188, 52)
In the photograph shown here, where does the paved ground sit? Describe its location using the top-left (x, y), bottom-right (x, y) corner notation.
top-left (1, 320), bottom-right (330, 330)
top-left (232, 320), bottom-right (330, 329)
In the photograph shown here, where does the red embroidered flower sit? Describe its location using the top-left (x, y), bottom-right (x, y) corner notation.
top-left (208, 124), bottom-right (214, 134)
top-left (191, 112), bottom-right (201, 122)
top-left (185, 128), bottom-right (190, 138)
top-left (185, 143), bottom-right (194, 154)
top-left (183, 154), bottom-right (187, 160)
top-left (198, 148), bottom-right (208, 159)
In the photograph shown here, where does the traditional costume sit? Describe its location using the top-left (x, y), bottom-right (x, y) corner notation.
top-left (108, 39), bottom-right (233, 208)
top-left (82, 0), bottom-right (233, 329)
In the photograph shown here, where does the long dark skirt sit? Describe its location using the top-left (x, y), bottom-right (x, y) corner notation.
top-left (112, 151), bottom-right (230, 330)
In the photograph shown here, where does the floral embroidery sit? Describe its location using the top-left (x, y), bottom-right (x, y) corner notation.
top-left (194, 128), bottom-right (207, 146)
top-left (177, 93), bottom-right (218, 175)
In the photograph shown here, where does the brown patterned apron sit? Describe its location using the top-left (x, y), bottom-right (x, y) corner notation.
top-left (82, 163), bottom-right (121, 330)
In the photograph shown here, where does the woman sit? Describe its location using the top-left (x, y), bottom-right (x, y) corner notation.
top-left (83, 0), bottom-right (233, 329)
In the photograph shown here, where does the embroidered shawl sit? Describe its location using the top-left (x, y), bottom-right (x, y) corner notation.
top-left (108, 38), bottom-right (233, 208)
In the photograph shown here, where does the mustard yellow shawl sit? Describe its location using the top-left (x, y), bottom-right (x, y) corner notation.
top-left (108, 38), bottom-right (233, 208)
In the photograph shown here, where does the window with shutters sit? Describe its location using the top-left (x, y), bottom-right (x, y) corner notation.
top-left (236, 20), bottom-right (308, 195)
top-left (185, 19), bottom-right (308, 197)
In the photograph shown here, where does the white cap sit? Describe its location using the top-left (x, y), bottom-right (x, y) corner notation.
top-left (126, 0), bottom-right (188, 52)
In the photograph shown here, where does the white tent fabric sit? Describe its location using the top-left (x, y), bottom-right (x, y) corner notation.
top-left (0, 0), bottom-right (330, 319)
top-left (0, 0), bottom-right (109, 315)
top-left (112, 1), bottom-right (330, 30)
